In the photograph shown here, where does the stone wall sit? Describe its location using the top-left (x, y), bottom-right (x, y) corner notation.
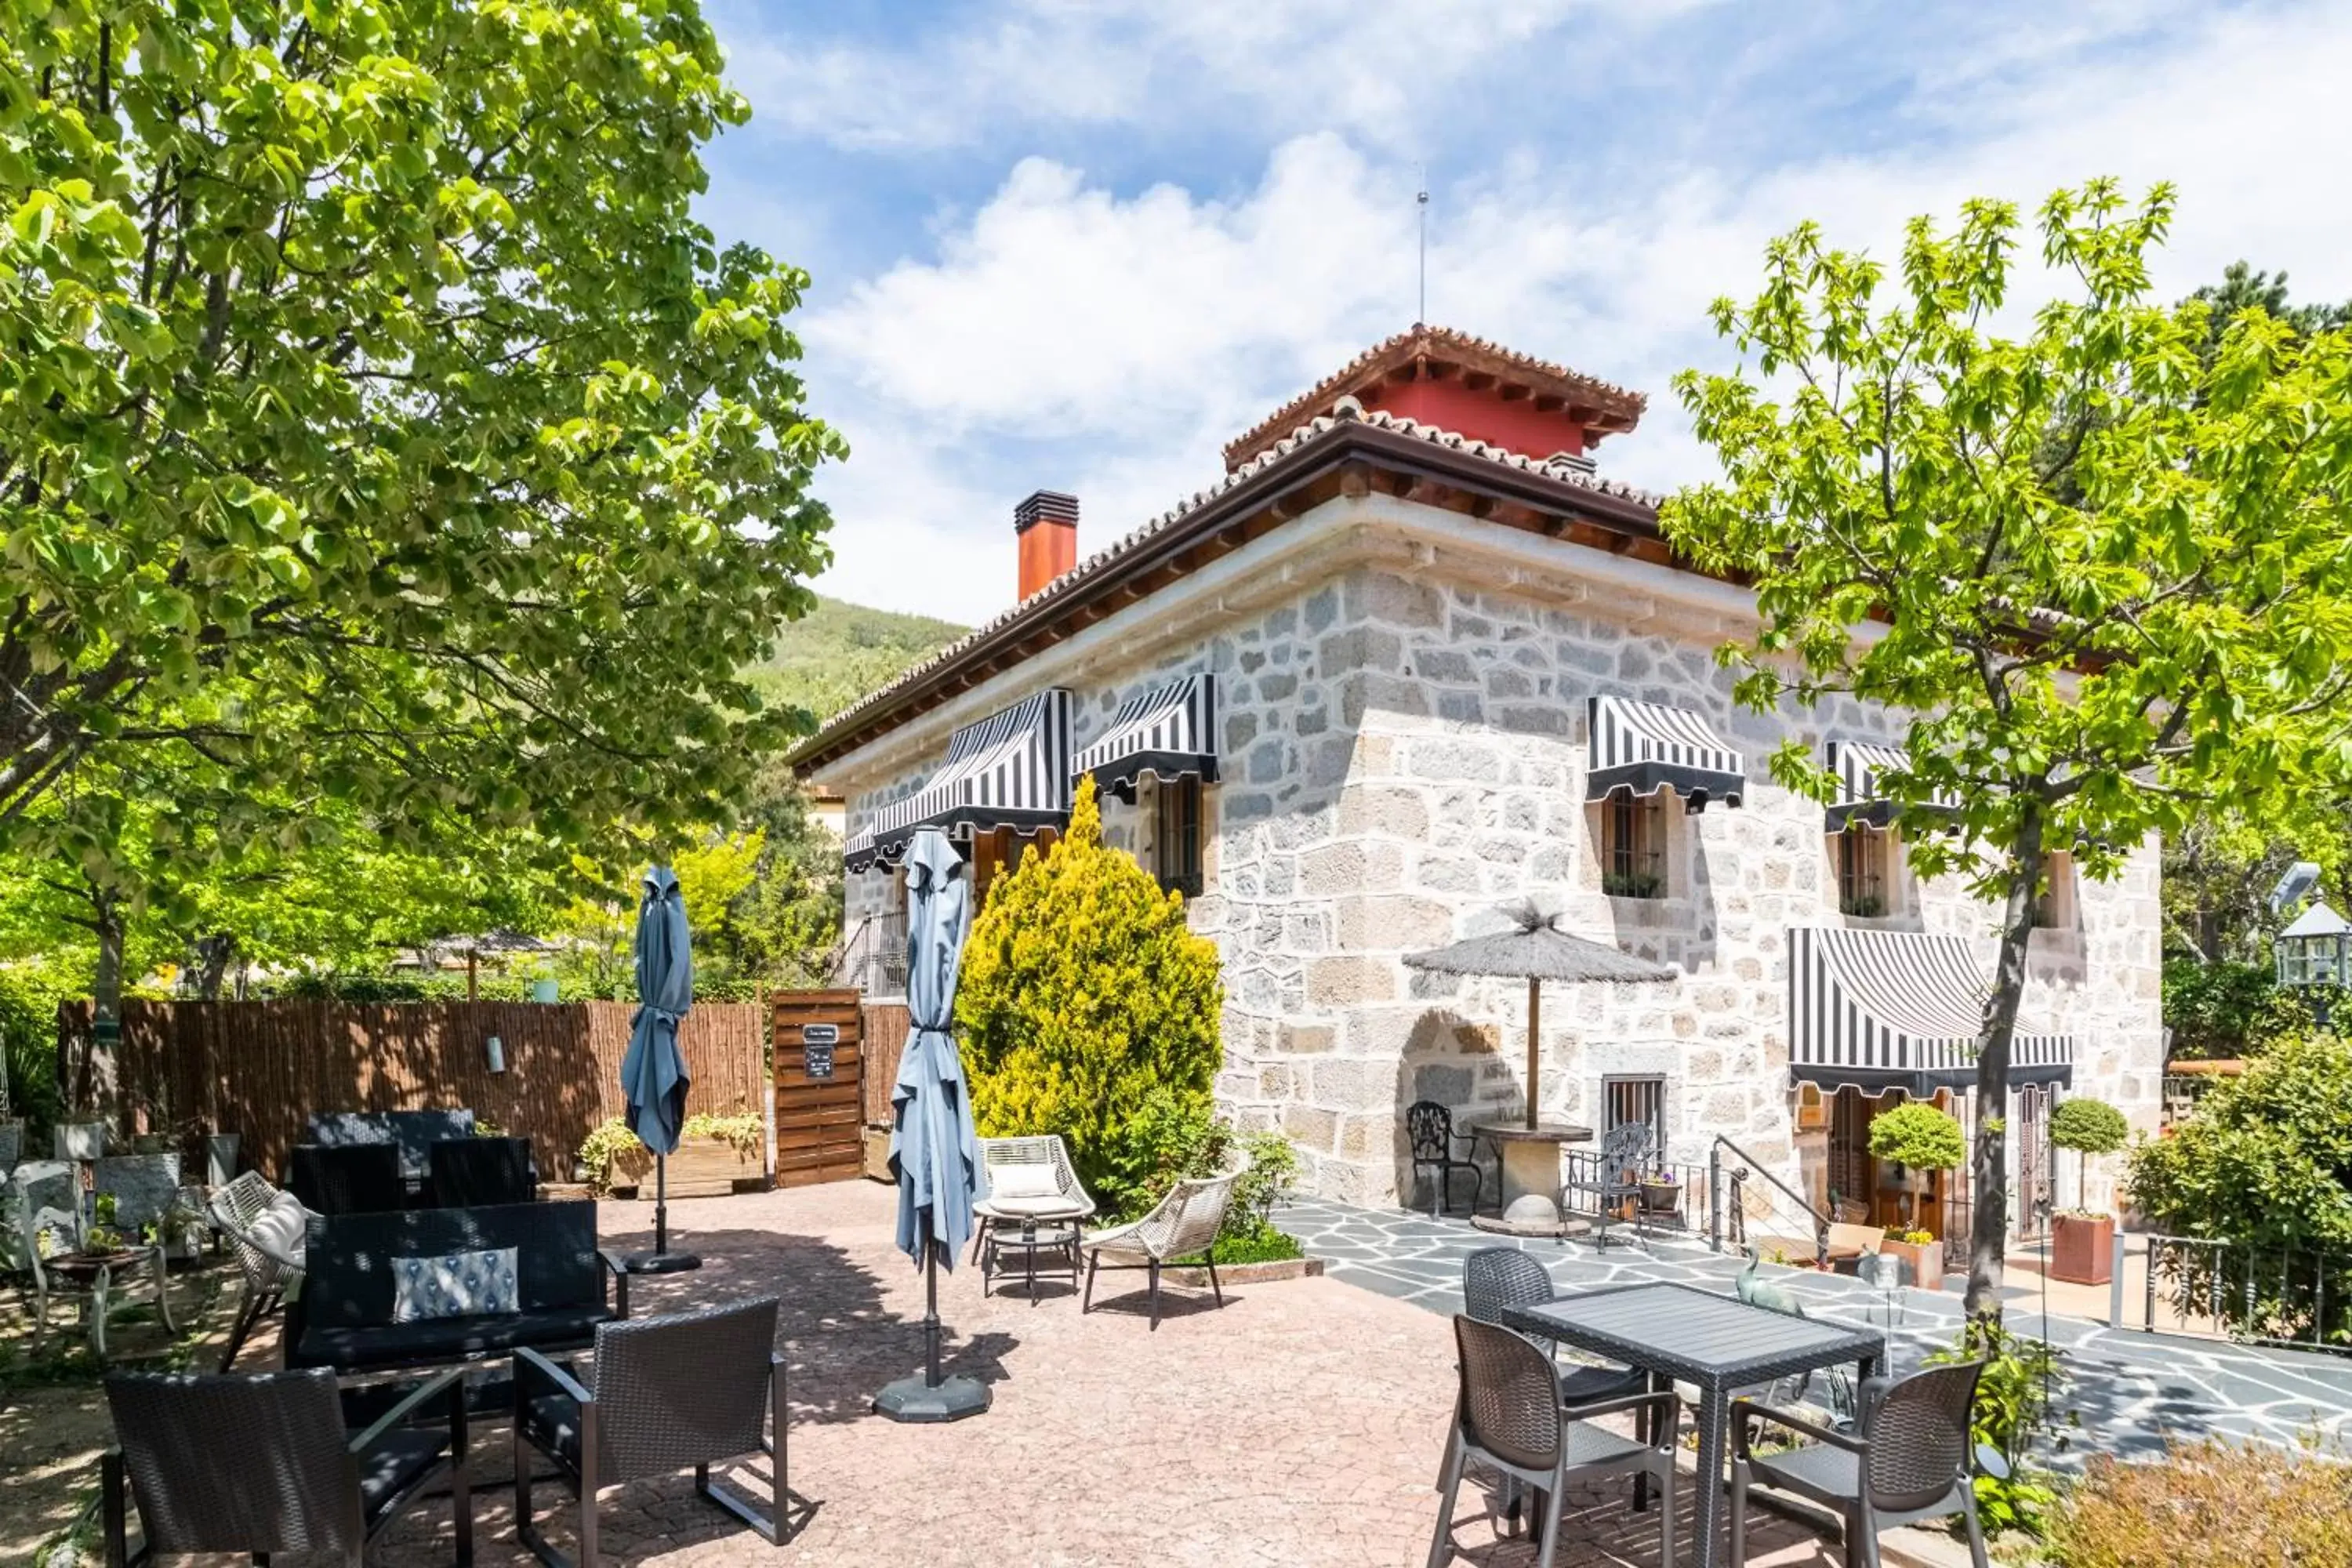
top-left (827, 495), bottom-right (2167, 1217)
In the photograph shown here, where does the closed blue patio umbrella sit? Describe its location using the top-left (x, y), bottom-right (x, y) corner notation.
top-left (875, 827), bottom-right (989, 1422)
top-left (619, 865), bottom-right (700, 1274)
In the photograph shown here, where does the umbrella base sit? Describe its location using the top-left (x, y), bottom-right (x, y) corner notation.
top-left (616, 1250), bottom-right (703, 1275)
top-left (874, 1373), bottom-right (989, 1423)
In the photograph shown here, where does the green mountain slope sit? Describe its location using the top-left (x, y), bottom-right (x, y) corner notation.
top-left (751, 594), bottom-right (968, 728)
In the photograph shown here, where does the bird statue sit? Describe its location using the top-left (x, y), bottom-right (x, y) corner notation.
top-left (1737, 1242), bottom-right (1805, 1317)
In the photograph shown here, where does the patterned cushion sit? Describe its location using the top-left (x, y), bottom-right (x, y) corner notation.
top-left (391, 1246), bottom-right (519, 1323)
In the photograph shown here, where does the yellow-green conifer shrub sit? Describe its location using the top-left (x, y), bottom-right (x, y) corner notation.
top-left (957, 775), bottom-right (1225, 1217)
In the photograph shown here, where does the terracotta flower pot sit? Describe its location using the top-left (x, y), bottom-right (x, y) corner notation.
top-left (1881, 1236), bottom-right (1945, 1291)
top-left (2051, 1212), bottom-right (2115, 1286)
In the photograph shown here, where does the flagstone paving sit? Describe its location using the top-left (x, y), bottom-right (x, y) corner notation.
top-left (357, 1181), bottom-right (1872, 1567)
top-left (1278, 1196), bottom-right (2352, 1464)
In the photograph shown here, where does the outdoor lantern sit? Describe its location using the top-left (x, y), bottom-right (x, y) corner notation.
top-left (2276, 898), bottom-right (2351, 1026)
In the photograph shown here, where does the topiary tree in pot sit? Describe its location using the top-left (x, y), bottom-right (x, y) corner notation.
top-left (2049, 1096), bottom-right (2130, 1285)
top-left (1868, 1100), bottom-right (1967, 1290)
top-left (956, 775), bottom-right (1226, 1219)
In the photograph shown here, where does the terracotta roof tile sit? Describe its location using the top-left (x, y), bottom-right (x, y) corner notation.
top-left (791, 402), bottom-right (1661, 769)
top-left (1221, 323), bottom-right (1648, 470)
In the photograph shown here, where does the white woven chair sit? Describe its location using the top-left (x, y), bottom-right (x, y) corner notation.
top-left (971, 1134), bottom-right (1096, 1258)
top-left (207, 1170), bottom-right (310, 1371)
top-left (1080, 1163), bottom-right (1247, 1330)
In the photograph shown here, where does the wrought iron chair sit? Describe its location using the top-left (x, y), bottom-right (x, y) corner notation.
top-left (1559, 1120), bottom-right (1653, 1250)
top-left (102, 1364), bottom-right (470, 1566)
top-left (1427, 1315), bottom-right (1680, 1568)
top-left (1730, 1360), bottom-right (1992, 1568)
top-left (514, 1297), bottom-right (790, 1566)
top-left (1406, 1101), bottom-right (1483, 1218)
top-left (207, 1170), bottom-right (310, 1371)
top-left (1081, 1163), bottom-right (1245, 1330)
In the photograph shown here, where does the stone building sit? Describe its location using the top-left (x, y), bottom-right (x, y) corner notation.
top-left (796, 326), bottom-right (2164, 1236)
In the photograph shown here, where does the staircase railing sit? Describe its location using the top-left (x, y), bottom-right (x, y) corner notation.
top-left (831, 911), bottom-right (908, 998)
top-left (1708, 1133), bottom-right (1831, 1268)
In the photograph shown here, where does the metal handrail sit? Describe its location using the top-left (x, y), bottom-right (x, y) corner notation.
top-left (1708, 1133), bottom-right (1831, 1267)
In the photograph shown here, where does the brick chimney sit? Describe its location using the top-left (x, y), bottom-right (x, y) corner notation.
top-left (1014, 490), bottom-right (1079, 601)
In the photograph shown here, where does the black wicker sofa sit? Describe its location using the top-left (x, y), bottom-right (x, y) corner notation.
top-left (289, 1200), bottom-right (628, 1374)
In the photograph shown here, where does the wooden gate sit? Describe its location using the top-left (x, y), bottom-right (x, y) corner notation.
top-left (771, 990), bottom-right (865, 1188)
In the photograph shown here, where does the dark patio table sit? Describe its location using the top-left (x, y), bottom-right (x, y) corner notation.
top-left (1503, 1279), bottom-right (1884, 1568)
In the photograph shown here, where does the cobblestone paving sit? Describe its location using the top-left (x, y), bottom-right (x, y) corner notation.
top-left (364, 1181), bottom-right (1852, 1567)
top-left (1279, 1197), bottom-right (2352, 1464)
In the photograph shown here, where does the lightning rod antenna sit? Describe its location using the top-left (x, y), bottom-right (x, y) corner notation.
top-left (1416, 171), bottom-right (1429, 325)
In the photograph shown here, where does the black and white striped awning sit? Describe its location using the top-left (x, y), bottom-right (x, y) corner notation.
top-left (843, 826), bottom-right (881, 875)
top-left (1825, 741), bottom-right (1958, 833)
top-left (867, 689), bottom-right (1073, 865)
top-left (1586, 696), bottom-right (1745, 811)
top-left (1788, 926), bottom-right (2073, 1096)
top-left (1074, 674), bottom-right (1219, 802)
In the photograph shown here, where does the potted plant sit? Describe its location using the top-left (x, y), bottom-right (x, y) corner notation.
top-left (1866, 1101), bottom-right (1965, 1291)
top-left (1636, 1168), bottom-right (1682, 1221)
top-left (2049, 1097), bottom-right (2129, 1286)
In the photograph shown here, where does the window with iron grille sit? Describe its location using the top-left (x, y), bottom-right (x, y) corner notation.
top-left (1835, 828), bottom-right (1889, 916)
top-left (1602, 1074), bottom-right (1668, 1162)
top-left (1153, 776), bottom-right (1204, 898)
top-left (1600, 792), bottom-right (1664, 898)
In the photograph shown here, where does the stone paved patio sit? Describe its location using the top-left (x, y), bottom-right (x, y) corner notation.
top-left (353, 1180), bottom-right (1875, 1567)
top-left (1279, 1197), bottom-right (2352, 1463)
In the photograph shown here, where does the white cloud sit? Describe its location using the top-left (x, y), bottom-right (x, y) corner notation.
top-left (789, 1), bottom-right (2352, 626)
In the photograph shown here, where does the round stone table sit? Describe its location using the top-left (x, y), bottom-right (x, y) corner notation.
top-left (1465, 1121), bottom-right (1594, 1237)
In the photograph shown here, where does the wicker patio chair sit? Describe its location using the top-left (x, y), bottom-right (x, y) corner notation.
top-left (208, 1170), bottom-right (310, 1372)
top-left (1461, 1248), bottom-right (1654, 1531)
top-left (971, 1134), bottom-right (1096, 1261)
top-left (429, 1136), bottom-right (539, 1207)
top-left (291, 1142), bottom-right (408, 1216)
top-left (514, 1297), bottom-right (789, 1566)
top-left (1406, 1102), bottom-right (1484, 1218)
top-left (1559, 1120), bottom-right (1653, 1250)
top-left (1730, 1360), bottom-right (1992, 1568)
top-left (1427, 1315), bottom-right (1680, 1568)
top-left (102, 1364), bottom-right (470, 1566)
top-left (1080, 1163), bottom-right (1245, 1330)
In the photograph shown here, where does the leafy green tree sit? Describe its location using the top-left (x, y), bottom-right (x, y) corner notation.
top-left (2126, 1033), bottom-right (2352, 1347)
top-left (2189, 260), bottom-right (2352, 366)
top-left (957, 776), bottom-right (1225, 1217)
top-left (2048, 1097), bottom-right (2128, 1212)
top-left (1867, 1101), bottom-right (1965, 1233)
top-left (1666, 179), bottom-right (2352, 1318)
top-left (0, 2), bottom-right (842, 878)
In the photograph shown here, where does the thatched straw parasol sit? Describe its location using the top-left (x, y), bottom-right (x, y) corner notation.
top-left (1404, 902), bottom-right (1673, 1128)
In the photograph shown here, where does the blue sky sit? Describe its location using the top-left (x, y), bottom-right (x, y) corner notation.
top-left (693, 0), bottom-right (2352, 627)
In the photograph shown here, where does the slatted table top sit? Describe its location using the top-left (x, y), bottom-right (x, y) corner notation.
top-left (1504, 1280), bottom-right (1884, 1388)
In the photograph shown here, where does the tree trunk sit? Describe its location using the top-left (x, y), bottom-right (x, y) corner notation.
top-left (85, 887), bottom-right (126, 1112)
top-left (1968, 804), bottom-right (2043, 1320)
top-left (190, 933), bottom-right (235, 1000)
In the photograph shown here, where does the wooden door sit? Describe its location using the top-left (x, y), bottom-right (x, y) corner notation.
top-left (771, 990), bottom-right (865, 1188)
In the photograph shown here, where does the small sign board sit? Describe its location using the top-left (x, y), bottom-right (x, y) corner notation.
top-left (804, 1041), bottom-right (836, 1080)
top-left (800, 1023), bottom-right (840, 1046)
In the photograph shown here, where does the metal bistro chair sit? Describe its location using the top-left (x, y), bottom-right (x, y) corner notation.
top-left (102, 1365), bottom-right (470, 1567)
top-left (514, 1297), bottom-right (791, 1566)
top-left (1081, 1163), bottom-right (1244, 1330)
top-left (1428, 1315), bottom-right (1680, 1568)
top-left (1406, 1101), bottom-right (1485, 1218)
top-left (1730, 1360), bottom-right (1993, 1568)
top-left (207, 1170), bottom-right (311, 1372)
top-left (1559, 1120), bottom-right (1653, 1250)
